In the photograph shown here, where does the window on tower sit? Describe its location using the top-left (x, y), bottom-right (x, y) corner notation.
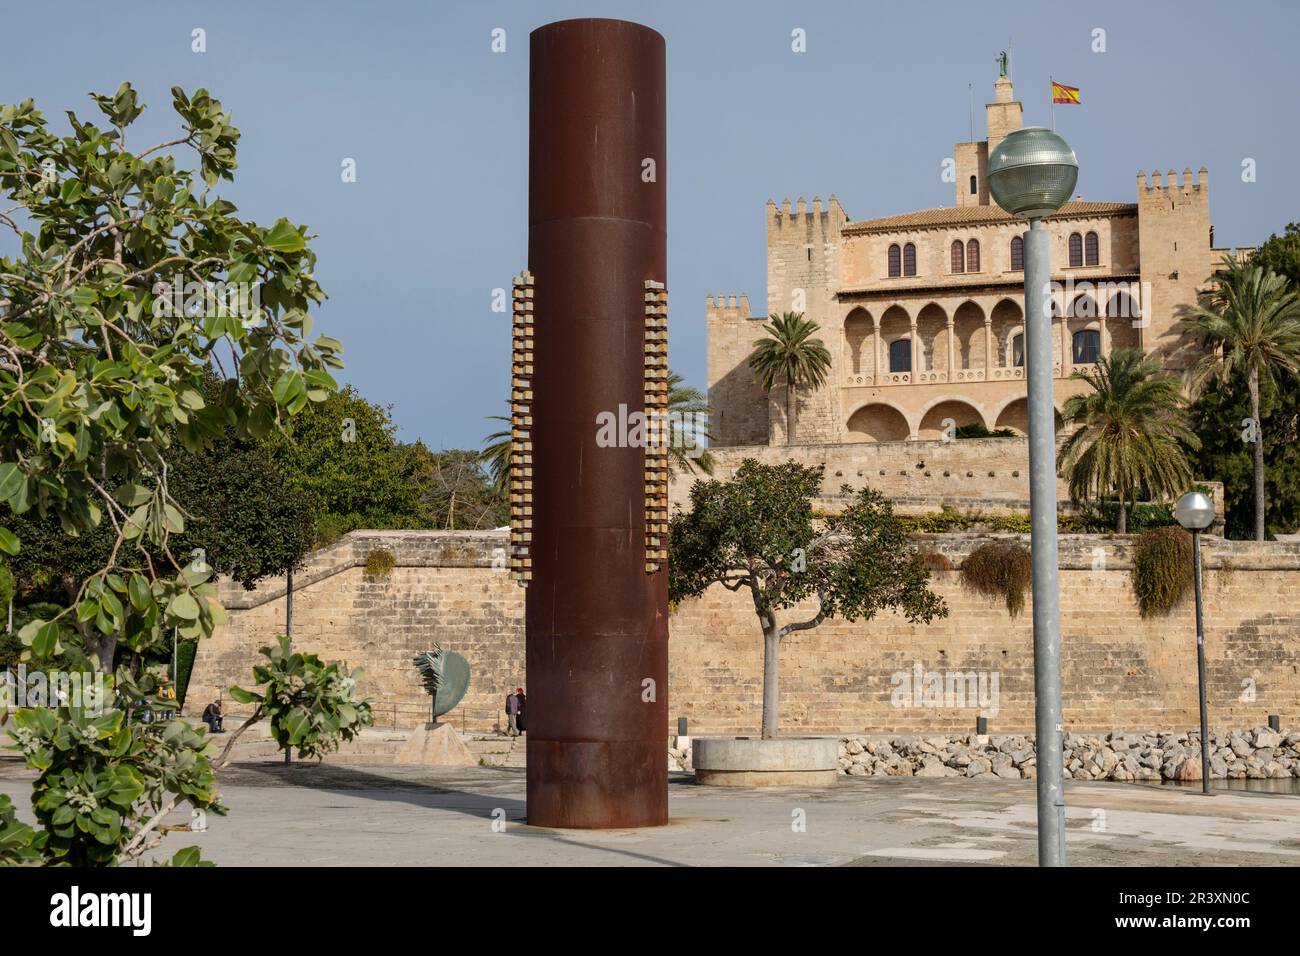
top-left (969, 175), bottom-right (977, 195)
top-left (888, 243), bottom-right (901, 278)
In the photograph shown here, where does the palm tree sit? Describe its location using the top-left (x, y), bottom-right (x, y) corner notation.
top-left (747, 311), bottom-right (832, 445)
top-left (1183, 256), bottom-right (1300, 540)
top-left (478, 368), bottom-right (715, 495)
top-left (1058, 348), bottom-right (1201, 533)
top-left (481, 412), bottom-right (511, 498)
top-left (664, 371), bottom-right (715, 478)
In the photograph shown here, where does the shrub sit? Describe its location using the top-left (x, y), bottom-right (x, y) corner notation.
top-left (954, 423), bottom-right (1017, 439)
top-left (364, 548), bottom-right (397, 577)
top-left (1132, 526), bottom-right (1196, 617)
top-left (961, 541), bottom-right (1033, 617)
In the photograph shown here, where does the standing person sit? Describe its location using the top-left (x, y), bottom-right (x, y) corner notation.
top-left (515, 688), bottom-right (526, 734)
top-left (505, 688), bottom-right (519, 736)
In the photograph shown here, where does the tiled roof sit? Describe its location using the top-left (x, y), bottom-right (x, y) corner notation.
top-left (843, 201), bottom-right (1137, 235)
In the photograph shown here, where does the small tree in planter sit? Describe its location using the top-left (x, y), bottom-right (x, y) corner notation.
top-left (669, 459), bottom-right (947, 738)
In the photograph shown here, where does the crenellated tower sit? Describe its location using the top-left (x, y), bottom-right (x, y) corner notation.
top-left (764, 194), bottom-right (848, 444)
top-left (1136, 166), bottom-right (1212, 371)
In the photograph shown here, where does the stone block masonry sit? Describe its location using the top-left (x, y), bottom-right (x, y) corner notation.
top-left (185, 530), bottom-right (1300, 737)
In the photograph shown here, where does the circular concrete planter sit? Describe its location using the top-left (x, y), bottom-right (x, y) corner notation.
top-left (693, 736), bottom-right (839, 787)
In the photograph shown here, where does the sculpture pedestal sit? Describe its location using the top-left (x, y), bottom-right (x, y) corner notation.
top-left (693, 737), bottom-right (839, 788)
top-left (395, 722), bottom-right (476, 767)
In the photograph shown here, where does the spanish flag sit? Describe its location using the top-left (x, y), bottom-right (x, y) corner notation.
top-left (1052, 81), bottom-right (1080, 105)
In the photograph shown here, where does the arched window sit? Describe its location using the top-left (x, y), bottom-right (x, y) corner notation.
top-left (969, 175), bottom-right (977, 195)
top-left (903, 242), bottom-right (917, 277)
top-left (889, 338), bottom-right (912, 373)
top-left (1085, 231), bottom-right (1099, 266)
top-left (1068, 232), bottom-right (1083, 267)
top-left (1011, 333), bottom-right (1025, 368)
top-left (1073, 329), bottom-right (1100, 364)
top-left (950, 240), bottom-right (965, 274)
top-left (888, 243), bottom-right (901, 278)
top-left (966, 239), bottom-right (980, 273)
top-left (1010, 235), bottom-right (1024, 271)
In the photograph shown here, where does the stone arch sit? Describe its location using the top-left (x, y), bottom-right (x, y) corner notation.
top-left (990, 298), bottom-right (1023, 368)
top-left (1068, 292), bottom-right (1098, 319)
top-left (991, 395), bottom-right (1063, 436)
top-left (952, 300), bottom-right (985, 372)
top-left (915, 302), bottom-right (948, 375)
top-left (879, 304), bottom-right (911, 377)
top-left (917, 398), bottom-right (986, 440)
top-left (843, 307), bottom-right (872, 377)
top-left (846, 402), bottom-right (911, 442)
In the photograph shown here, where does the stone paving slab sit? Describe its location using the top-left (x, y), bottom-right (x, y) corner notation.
top-left (1, 762), bottom-right (1297, 866)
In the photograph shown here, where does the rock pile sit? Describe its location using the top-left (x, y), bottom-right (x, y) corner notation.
top-left (834, 728), bottom-right (1300, 781)
top-left (667, 728), bottom-right (1300, 781)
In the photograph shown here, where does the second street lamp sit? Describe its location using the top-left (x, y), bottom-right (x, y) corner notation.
top-left (987, 126), bottom-right (1078, 868)
top-left (1176, 490), bottom-right (1217, 795)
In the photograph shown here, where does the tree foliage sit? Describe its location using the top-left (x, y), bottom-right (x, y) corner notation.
top-left (669, 459), bottom-right (946, 737)
top-left (1188, 228), bottom-right (1300, 538)
top-left (1183, 255), bottom-right (1300, 539)
top-left (0, 83), bottom-right (354, 868)
top-left (227, 635), bottom-right (373, 761)
top-left (0, 82), bottom-right (341, 668)
top-left (1058, 348), bottom-right (1199, 533)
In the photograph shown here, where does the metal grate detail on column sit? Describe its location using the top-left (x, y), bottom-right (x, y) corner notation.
top-left (509, 271), bottom-right (534, 585)
top-left (644, 280), bottom-right (669, 572)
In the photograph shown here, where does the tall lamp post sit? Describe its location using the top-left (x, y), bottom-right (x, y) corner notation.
top-left (987, 127), bottom-right (1078, 867)
top-left (1175, 490), bottom-right (1216, 795)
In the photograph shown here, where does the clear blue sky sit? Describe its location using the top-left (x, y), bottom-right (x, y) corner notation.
top-left (3, 0), bottom-right (1296, 448)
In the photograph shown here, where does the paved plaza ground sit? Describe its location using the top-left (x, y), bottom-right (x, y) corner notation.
top-left (2, 759), bottom-right (1297, 866)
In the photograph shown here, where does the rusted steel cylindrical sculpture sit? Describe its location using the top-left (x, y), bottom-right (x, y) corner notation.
top-left (525, 18), bottom-right (669, 828)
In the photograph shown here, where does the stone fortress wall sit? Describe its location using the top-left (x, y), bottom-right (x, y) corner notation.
top-left (186, 529), bottom-right (1299, 738)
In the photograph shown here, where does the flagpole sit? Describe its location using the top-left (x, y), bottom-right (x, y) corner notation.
top-left (1050, 75), bottom-right (1055, 131)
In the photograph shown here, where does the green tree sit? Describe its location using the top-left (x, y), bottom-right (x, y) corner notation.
top-left (270, 385), bottom-right (432, 544)
top-left (1189, 228), bottom-right (1300, 538)
top-left (747, 312), bottom-right (832, 445)
top-left (1183, 256), bottom-right (1300, 540)
top-left (0, 82), bottom-right (342, 866)
top-left (1058, 348), bottom-right (1200, 533)
top-left (407, 444), bottom-right (507, 530)
top-left (669, 459), bottom-right (946, 738)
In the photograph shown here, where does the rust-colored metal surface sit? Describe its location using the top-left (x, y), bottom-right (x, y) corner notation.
top-left (525, 18), bottom-right (669, 829)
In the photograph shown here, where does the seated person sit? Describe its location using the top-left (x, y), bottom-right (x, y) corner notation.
top-left (201, 699), bottom-right (224, 733)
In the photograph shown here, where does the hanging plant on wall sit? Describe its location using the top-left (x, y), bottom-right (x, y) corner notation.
top-left (961, 541), bottom-right (1033, 617)
top-left (1131, 526), bottom-right (1196, 618)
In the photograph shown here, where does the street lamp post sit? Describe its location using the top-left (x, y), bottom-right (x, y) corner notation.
top-left (988, 127), bottom-right (1078, 867)
top-left (1176, 490), bottom-right (1216, 795)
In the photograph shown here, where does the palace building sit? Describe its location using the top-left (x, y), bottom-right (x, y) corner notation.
top-left (707, 73), bottom-right (1254, 448)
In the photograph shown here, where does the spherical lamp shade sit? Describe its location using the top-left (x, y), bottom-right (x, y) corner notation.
top-left (987, 127), bottom-right (1079, 219)
top-left (1175, 491), bottom-right (1216, 532)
